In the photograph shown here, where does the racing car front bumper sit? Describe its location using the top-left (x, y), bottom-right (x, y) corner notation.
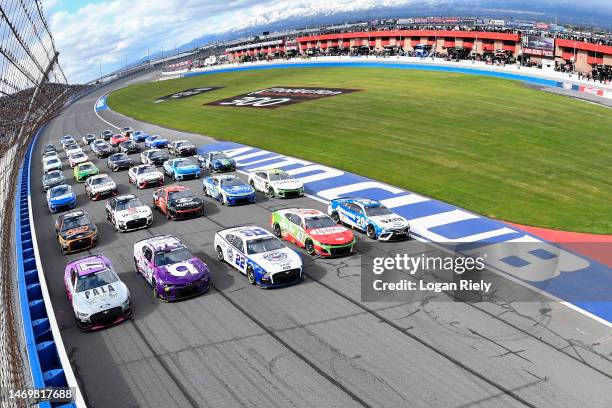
top-left (59, 233), bottom-right (98, 254)
top-left (314, 239), bottom-right (356, 257)
top-left (168, 205), bottom-right (204, 219)
top-left (91, 188), bottom-right (118, 200)
top-left (378, 227), bottom-right (411, 241)
top-left (138, 178), bottom-right (164, 188)
top-left (259, 268), bottom-right (304, 287)
top-left (227, 193), bottom-right (256, 206)
top-left (275, 187), bottom-right (304, 198)
top-left (117, 215), bottom-right (153, 232)
top-left (49, 200), bottom-right (77, 213)
top-left (158, 276), bottom-right (211, 301)
top-left (174, 171), bottom-right (200, 181)
top-left (76, 304), bottom-right (132, 331)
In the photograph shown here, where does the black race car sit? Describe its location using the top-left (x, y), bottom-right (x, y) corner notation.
top-left (82, 134), bottom-right (96, 145)
top-left (42, 144), bottom-right (57, 155)
top-left (106, 152), bottom-right (133, 171)
top-left (100, 130), bottom-right (114, 141)
top-left (168, 140), bottom-right (197, 157)
top-left (91, 140), bottom-right (114, 158)
top-left (119, 140), bottom-right (141, 154)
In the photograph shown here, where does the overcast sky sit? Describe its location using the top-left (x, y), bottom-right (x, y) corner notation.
top-left (43, 0), bottom-right (612, 83)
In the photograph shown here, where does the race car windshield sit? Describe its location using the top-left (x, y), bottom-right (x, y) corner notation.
top-left (72, 153), bottom-right (86, 159)
top-left (44, 172), bottom-right (62, 181)
top-left (62, 215), bottom-right (90, 231)
top-left (90, 177), bottom-right (110, 186)
top-left (112, 154), bottom-right (128, 160)
top-left (304, 216), bottom-right (336, 229)
top-left (211, 153), bottom-right (229, 160)
top-left (364, 206), bottom-right (393, 216)
top-left (151, 152), bottom-right (167, 158)
top-left (80, 164), bottom-right (94, 170)
top-left (51, 186), bottom-right (70, 196)
top-left (220, 179), bottom-right (244, 187)
top-left (268, 173), bottom-right (292, 181)
top-left (176, 160), bottom-right (194, 167)
top-left (247, 237), bottom-right (285, 254)
top-left (116, 198), bottom-right (143, 211)
top-left (76, 269), bottom-right (118, 292)
top-left (154, 248), bottom-right (192, 266)
top-left (140, 167), bottom-right (157, 174)
top-left (46, 159), bottom-right (60, 164)
top-left (168, 191), bottom-right (193, 200)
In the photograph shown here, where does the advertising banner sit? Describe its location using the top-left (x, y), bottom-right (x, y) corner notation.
top-left (522, 35), bottom-right (555, 57)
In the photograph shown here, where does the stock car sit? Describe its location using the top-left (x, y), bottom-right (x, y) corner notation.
top-left (74, 162), bottom-right (99, 182)
top-left (42, 170), bottom-right (65, 191)
top-left (64, 255), bottom-right (132, 331)
top-left (133, 235), bottom-right (211, 301)
top-left (121, 126), bottom-right (134, 137)
top-left (119, 140), bottom-right (141, 154)
top-left (202, 175), bottom-right (256, 206)
top-left (47, 184), bottom-right (77, 213)
top-left (100, 130), bottom-right (114, 141)
top-left (140, 149), bottom-right (169, 166)
top-left (43, 157), bottom-right (62, 173)
top-left (42, 144), bottom-right (56, 155)
top-left (248, 169), bottom-right (304, 198)
top-left (110, 133), bottom-right (129, 147)
top-left (130, 131), bottom-right (149, 143)
top-left (153, 185), bottom-right (204, 219)
top-left (91, 140), bottom-right (114, 158)
top-left (328, 197), bottom-right (411, 241)
top-left (60, 135), bottom-right (76, 148)
top-left (128, 164), bottom-right (164, 189)
top-left (168, 140), bottom-right (197, 157)
top-left (65, 144), bottom-right (84, 157)
top-left (144, 135), bottom-right (169, 149)
top-left (84, 174), bottom-right (118, 200)
top-left (82, 134), bottom-right (97, 145)
top-left (42, 150), bottom-right (59, 162)
top-left (68, 151), bottom-right (89, 168)
top-left (198, 151), bottom-right (236, 172)
top-left (162, 158), bottom-right (200, 181)
top-left (105, 194), bottom-right (153, 232)
top-left (271, 208), bottom-right (355, 257)
top-left (214, 226), bottom-right (303, 287)
top-left (106, 152), bottom-right (133, 171)
top-left (54, 209), bottom-right (98, 254)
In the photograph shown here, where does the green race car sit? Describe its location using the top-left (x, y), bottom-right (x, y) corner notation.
top-left (73, 161), bottom-right (99, 182)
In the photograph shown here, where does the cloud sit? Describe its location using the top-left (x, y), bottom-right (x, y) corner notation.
top-left (49, 0), bottom-right (420, 82)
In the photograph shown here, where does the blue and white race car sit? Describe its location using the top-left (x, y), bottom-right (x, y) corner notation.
top-left (144, 135), bottom-right (169, 148)
top-left (130, 131), bottom-right (149, 143)
top-left (202, 175), bottom-right (256, 206)
top-left (47, 184), bottom-right (77, 213)
top-left (163, 158), bottom-right (200, 181)
top-left (197, 151), bottom-right (236, 172)
top-left (214, 226), bottom-right (303, 287)
top-left (327, 197), bottom-right (410, 241)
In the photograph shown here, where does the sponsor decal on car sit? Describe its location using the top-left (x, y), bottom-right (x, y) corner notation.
top-left (205, 86), bottom-right (361, 109)
top-left (154, 87), bottom-right (223, 103)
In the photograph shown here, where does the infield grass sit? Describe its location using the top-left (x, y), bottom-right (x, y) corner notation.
top-left (108, 68), bottom-right (612, 233)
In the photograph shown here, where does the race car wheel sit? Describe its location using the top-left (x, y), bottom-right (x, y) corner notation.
top-left (273, 223), bottom-right (282, 237)
top-left (165, 209), bottom-right (172, 220)
top-left (216, 246), bottom-right (224, 262)
top-left (305, 239), bottom-right (315, 255)
top-left (366, 224), bottom-right (378, 240)
top-left (331, 211), bottom-right (340, 223)
top-left (249, 180), bottom-right (255, 188)
top-left (246, 266), bottom-right (256, 285)
top-left (133, 258), bottom-right (140, 274)
top-left (267, 187), bottom-right (275, 198)
top-left (221, 194), bottom-right (227, 205)
top-left (105, 210), bottom-right (110, 221)
top-left (152, 279), bottom-right (160, 299)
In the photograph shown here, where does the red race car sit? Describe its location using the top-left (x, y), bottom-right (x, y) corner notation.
top-left (110, 133), bottom-right (129, 147)
top-left (152, 185), bottom-right (204, 220)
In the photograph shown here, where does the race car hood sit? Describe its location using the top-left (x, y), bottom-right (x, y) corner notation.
top-left (60, 225), bottom-right (96, 240)
top-left (115, 206), bottom-right (151, 221)
top-left (43, 178), bottom-right (64, 189)
top-left (269, 179), bottom-right (303, 190)
top-left (221, 185), bottom-right (254, 196)
top-left (140, 171), bottom-right (163, 180)
top-left (212, 158), bottom-right (235, 168)
top-left (150, 155), bottom-right (168, 163)
top-left (99, 146), bottom-right (113, 152)
top-left (73, 281), bottom-right (128, 316)
top-left (168, 197), bottom-right (203, 210)
top-left (306, 226), bottom-right (354, 246)
top-left (175, 164), bottom-right (199, 174)
top-left (90, 180), bottom-right (116, 192)
top-left (154, 258), bottom-right (209, 285)
top-left (369, 214), bottom-right (410, 229)
top-left (50, 192), bottom-right (75, 204)
top-left (249, 248), bottom-right (301, 273)
top-left (112, 158), bottom-right (132, 165)
top-left (177, 144), bottom-right (195, 151)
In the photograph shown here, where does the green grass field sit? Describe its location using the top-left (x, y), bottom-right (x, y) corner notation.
top-left (108, 68), bottom-right (612, 233)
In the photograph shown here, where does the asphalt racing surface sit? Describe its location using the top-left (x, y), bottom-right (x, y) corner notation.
top-left (31, 72), bottom-right (612, 408)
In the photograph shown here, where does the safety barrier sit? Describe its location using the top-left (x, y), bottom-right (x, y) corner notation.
top-left (15, 128), bottom-right (80, 407)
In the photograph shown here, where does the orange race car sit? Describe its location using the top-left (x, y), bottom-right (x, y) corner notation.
top-left (110, 133), bottom-right (129, 147)
top-left (54, 209), bottom-right (98, 254)
top-left (152, 185), bottom-right (204, 220)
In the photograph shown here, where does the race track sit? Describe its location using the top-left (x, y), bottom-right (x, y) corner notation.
top-left (31, 71), bottom-right (612, 408)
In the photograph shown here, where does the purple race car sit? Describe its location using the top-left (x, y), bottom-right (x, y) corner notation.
top-left (133, 235), bottom-right (211, 301)
top-left (64, 255), bottom-right (132, 331)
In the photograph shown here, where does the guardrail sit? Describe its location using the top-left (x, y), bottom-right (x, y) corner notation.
top-left (15, 129), bottom-right (84, 407)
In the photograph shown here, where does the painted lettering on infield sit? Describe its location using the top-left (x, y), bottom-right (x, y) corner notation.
top-left (154, 87), bottom-right (224, 103)
top-left (205, 86), bottom-right (361, 109)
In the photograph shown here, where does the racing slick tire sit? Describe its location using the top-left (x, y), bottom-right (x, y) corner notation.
top-left (249, 180), bottom-right (255, 189)
top-left (246, 266), bottom-right (256, 285)
top-left (305, 239), bottom-right (315, 256)
top-left (152, 278), bottom-right (160, 299)
top-left (267, 187), bottom-right (275, 198)
top-left (330, 211), bottom-right (340, 223)
top-left (366, 224), bottom-right (378, 240)
top-left (165, 209), bottom-right (172, 220)
top-left (273, 223), bottom-right (282, 238)
top-left (216, 246), bottom-right (224, 262)
top-left (134, 258), bottom-right (140, 274)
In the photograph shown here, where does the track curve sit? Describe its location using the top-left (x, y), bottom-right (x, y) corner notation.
top-left (29, 70), bottom-right (612, 408)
